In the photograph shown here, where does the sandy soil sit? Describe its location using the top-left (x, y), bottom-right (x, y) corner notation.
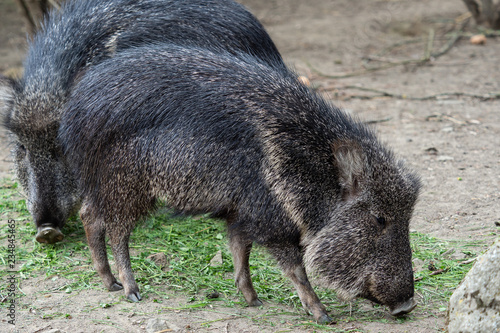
top-left (1, 0), bottom-right (499, 332)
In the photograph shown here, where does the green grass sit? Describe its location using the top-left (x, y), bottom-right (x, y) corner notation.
top-left (0, 178), bottom-right (489, 331)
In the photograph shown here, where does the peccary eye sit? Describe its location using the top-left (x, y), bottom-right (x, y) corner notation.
top-left (14, 144), bottom-right (27, 157)
top-left (376, 216), bottom-right (386, 227)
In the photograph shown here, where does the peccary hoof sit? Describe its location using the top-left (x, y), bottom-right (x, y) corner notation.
top-left (127, 291), bottom-right (142, 302)
top-left (36, 226), bottom-right (64, 244)
top-left (390, 297), bottom-right (417, 316)
top-left (108, 282), bottom-right (123, 292)
top-left (317, 314), bottom-right (334, 324)
top-left (248, 298), bottom-right (263, 307)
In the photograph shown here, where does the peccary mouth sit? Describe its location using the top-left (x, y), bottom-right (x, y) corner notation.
top-left (389, 297), bottom-right (417, 316)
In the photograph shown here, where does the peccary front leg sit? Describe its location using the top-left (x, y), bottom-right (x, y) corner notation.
top-left (270, 246), bottom-right (332, 324)
top-left (229, 230), bottom-right (263, 306)
top-left (80, 203), bottom-right (123, 292)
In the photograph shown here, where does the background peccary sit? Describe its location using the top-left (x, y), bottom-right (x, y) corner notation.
top-left (59, 43), bottom-right (421, 323)
top-left (0, 0), bottom-right (284, 244)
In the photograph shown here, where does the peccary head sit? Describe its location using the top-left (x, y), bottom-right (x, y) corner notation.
top-left (1, 77), bottom-right (80, 243)
top-left (304, 139), bottom-right (420, 315)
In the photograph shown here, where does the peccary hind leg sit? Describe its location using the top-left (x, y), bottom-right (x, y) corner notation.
top-left (229, 230), bottom-right (263, 306)
top-left (270, 246), bottom-right (333, 324)
top-left (80, 203), bottom-right (123, 292)
top-left (108, 226), bottom-right (141, 302)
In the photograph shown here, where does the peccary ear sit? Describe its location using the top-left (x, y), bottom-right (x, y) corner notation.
top-left (332, 141), bottom-right (366, 200)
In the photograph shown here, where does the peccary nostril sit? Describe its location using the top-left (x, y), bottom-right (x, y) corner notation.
top-left (390, 297), bottom-right (417, 316)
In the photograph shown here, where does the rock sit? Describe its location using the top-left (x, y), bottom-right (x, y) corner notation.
top-left (210, 250), bottom-right (223, 267)
top-left (206, 290), bottom-right (220, 299)
top-left (297, 75), bottom-right (311, 86)
top-left (437, 155), bottom-right (454, 162)
top-left (436, 100), bottom-right (464, 105)
top-left (425, 147), bottom-right (438, 155)
top-left (147, 252), bottom-right (169, 269)
top-left (448, 239), bottom-right (500, 333)
top-left (146, 318), bottom-right (170, 333)
top-left (470, 34), bottom-right (486, 45)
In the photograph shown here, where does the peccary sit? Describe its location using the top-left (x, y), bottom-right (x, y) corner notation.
top-left (0, 0), bottom-right (284, 244)
top-left (59, 43), bottom-right (421, 323)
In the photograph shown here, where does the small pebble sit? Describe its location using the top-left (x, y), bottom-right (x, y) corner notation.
top-left (470, 34), bottom-right (486, 45)
top-left (298, 75), bottom-right (311, 86)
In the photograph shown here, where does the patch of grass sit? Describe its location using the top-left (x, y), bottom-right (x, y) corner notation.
top-left (411, 232), bottom-right (484, 312)
top-left (0, 178), bottom-right (488, 331)
top-left (0, 181), bottom-right (30, 221)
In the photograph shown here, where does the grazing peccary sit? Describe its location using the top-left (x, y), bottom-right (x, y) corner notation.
top-left (59, 44), bottom-right (421, 323)
top-left (0, 0), bottom-right (284, 244)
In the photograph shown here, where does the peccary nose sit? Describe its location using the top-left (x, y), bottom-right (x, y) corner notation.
top-left (390, 297), bottom-right (417, 316)
top-left (36, 225), bottom-right (64, 244)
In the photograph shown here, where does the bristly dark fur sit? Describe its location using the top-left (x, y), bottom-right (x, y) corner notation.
top-left (60, 43), bottom-right (421, 323)
top-left (22, 0), bottom-right (285, 105)
top-left (0, 0), bottom-right (284, 244)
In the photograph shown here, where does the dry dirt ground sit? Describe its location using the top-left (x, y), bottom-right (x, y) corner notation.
top-left (0, 0), bottom-right (499, 332)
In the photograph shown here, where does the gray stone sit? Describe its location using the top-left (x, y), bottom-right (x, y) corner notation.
top-left (448, 239), bottom-right (500, 333)
top-left (436, 100), bottom-right (464, 105)
top-left (146, 318), bottom-right (169, 333)
top-left (147, 252), bottom-right (169, 268)
top-left (210, 250), bottom-right (223, 267)
top-left (437, 155), bottom-right (454, 162)
top-left (145, 318), bottom-right (181, 333)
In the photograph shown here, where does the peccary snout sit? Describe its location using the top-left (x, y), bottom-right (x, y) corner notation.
top-left (390, 297), bottom-right (417, 316)
top-left (11, 132), bottom-right (80, 244)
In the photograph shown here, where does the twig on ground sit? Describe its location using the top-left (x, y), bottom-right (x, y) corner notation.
top-left (364, 117), bottom-right (392, 124)
top-left (308, 15), bottom-right (471, 79)
top-left (459, 258), bottom-right (477, 265)
top-left (14, 0), bottom-right (36, 33)
top-left (323, 85), bottom-right (500, 101)
top-left (431, 18), bottom-right (468, 59)
top-left (429, 268), bottom-right (449, 276)
top-left (48, 0), bottom-right (62, 11)
top-left (307, 54), bottom-right (414, 80)
top-left (374, 38), bottom-right (424, 57)
top-left (424, 28), bottom-right (435, 61)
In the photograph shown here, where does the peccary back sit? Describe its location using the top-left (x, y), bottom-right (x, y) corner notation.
top-left (0, 0), bottom-right (284, 243)
top-left (60, 44), bottom-right (421, 322)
